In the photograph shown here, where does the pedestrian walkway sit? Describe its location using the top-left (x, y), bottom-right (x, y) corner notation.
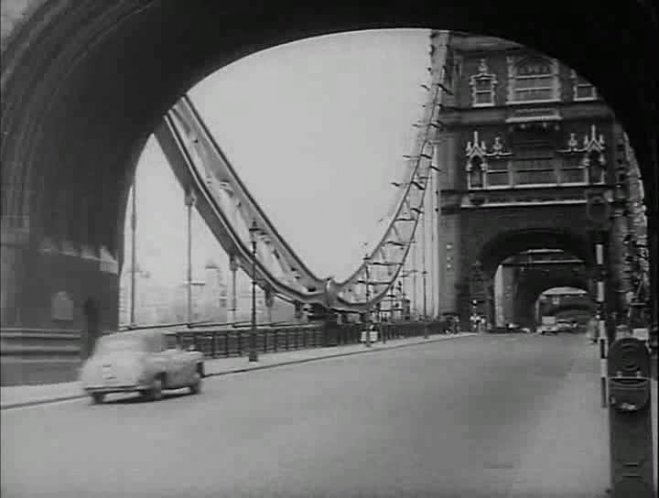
top-left (508, 334), bottom-right (658, 496)
top-left (0, 332), bottom-right (475, 410)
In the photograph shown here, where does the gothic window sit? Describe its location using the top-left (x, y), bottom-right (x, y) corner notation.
top-left (469, 59), bottom-right (496, 107)
top-left (571, 70), bottom-right (597, 101)
top-left (585, 150), bottom-right (605, 184)
top-left (486, 160), bottom-right (510, 187)
top-left (468, 156), bottom-right (485, 189)
top-left (560, 155), bottom-right (587, 184)
top-left (510, 144), bottom-right (558, 186)
top-left (557, 125), bottom-right (604, 184)
top-left (507, 56), bottom-right (559, 103)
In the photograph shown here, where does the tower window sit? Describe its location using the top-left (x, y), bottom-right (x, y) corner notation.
top-left (469, 59), bottom-right (496, 107)
top-left (507, 56), bottom-right (559, 103)
top-left (468, 156), bottom-right (485, 189)
top-left (571, 70), bottom-right (597, 101)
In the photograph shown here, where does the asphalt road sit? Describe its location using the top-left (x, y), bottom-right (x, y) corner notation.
top-left (1, 333), bottom-right (609, 498)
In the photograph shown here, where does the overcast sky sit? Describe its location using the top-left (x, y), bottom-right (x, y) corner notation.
top-left (127, 29), bottom-right (431, 287)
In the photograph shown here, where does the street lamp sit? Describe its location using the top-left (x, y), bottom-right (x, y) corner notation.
top-left (397, 280), bottom-right (406, 320)
top-left (363, 254), bottom-right (372, 348)
top-left (185, 189), bottom-right (196, 326)
top-left (248, 221), bottom-right (260, 362)
top-left (129, 178), bottom-right (137, 328)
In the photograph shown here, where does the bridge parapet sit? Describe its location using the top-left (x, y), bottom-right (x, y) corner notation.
top-left (169, 321), bottom-right (449, 359)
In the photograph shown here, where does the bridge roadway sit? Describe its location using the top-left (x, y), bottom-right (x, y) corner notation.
top-left (1, 333), bottom-right (615, 497)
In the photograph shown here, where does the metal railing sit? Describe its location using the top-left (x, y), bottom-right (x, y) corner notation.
top-left (167, 320), bottom-right (452, 359)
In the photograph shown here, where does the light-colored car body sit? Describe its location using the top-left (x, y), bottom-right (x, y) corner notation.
top-left (538, 324), bottom-right (558, 335)
top-left (555, 320), bottom-right (574, 333)
top-left (80, 330), bottom-right (204, 403)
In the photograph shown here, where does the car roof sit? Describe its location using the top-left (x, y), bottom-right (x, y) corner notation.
top-left (99, 329), bottom-right (167, 352)
top-left (102, 329), bottom-right (163, 340)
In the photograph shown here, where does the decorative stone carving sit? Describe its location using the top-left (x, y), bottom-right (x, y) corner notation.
top-left (559, 125), bottom-right (605, 155)
top-left (465, 131), bottom-right (513, 189)
top-left (466, 130), bottom-right (488, 167)
top-left (557, 124), bottom-right (606, 183)
top-left (581, 124), bottom-right (606, 158)
top-left (562, 133), bottom-right (580, 152)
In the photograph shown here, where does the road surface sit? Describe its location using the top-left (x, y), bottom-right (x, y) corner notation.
top-left (1, 333), bottom-right (609, 497)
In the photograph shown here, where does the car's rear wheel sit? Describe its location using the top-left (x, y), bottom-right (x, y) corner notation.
top-left (90, 392), bottom-right (105, 404)
top-left (189, 372), bottom-right (202, 394)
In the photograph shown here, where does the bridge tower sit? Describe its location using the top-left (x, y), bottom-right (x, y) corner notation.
top-left (431, 31), bottom-right (635, 329)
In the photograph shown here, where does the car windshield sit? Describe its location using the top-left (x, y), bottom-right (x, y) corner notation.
top-left (94, 335), bottom-right (147, 355)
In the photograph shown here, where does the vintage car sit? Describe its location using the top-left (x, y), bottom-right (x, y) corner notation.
top-left (538, 324), bottom-right (559, 335)
top-left (80, 329), bottom-right (204, 404)
top-left (555, 319), bottom-right (575, 333)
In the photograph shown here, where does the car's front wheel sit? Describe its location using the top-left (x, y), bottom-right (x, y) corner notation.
top-left (189, 372), bottom-right (202, 395)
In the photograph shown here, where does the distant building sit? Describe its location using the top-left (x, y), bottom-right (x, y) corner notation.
top-left (200, 260), bottom-right (228, 323)
top-left (119, 259), bottom-right (228, 326)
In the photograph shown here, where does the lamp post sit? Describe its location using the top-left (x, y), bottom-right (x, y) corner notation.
top-left (363, 254), bottom-right (372, 348)
top-left (388, 284), bottom-right (396, 322)
top-left (398, 280), bottom-right (406, 320)
top-left (422, 269), bottom-right (428, 320)
top-left (185, 189), bottom-right (196, 326)
top-left (129, 179), bottom-right (137, 328)
top-left (229, 254), bottom-right (238, 324)
top-left (248, 221), bottom-right (259, 362)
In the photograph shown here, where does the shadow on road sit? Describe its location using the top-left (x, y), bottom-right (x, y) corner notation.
top-left (95, 389), bottom-right (195, 405)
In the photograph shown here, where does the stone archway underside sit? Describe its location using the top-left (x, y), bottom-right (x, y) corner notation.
top-left (2, 0), bottom-right (657, 247)
top-left (514, 276), bottom-right (590, 328)
top-left (468, 229), bottom-right (591, 326)
top-left (477, 229), bottom-right (592, 278)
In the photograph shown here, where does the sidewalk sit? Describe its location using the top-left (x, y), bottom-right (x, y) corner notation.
top-left (0, 332), bottom-right (475, 410)
top-left (508, 335), bottom-right (658, 496)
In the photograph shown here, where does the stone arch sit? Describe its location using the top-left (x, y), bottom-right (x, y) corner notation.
top-left (477, 228), bottom-right (592, 278)
top-left (514, 277), bottom-right (591, 328)
top-left (467, 228), bottom-right (591, 326)
top-left (1, 2), bottom-right (656, 243)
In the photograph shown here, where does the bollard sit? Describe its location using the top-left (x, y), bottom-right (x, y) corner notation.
top-left (607, 336), bottom-right (654, 497)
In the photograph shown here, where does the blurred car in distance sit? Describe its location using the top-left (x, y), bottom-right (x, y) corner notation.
top-left (538, 324), bottom-right (558, 335)
top-left (555, 319), bottom-right (574, 333)
top-left (80, 329), bottom-right (204, 404)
